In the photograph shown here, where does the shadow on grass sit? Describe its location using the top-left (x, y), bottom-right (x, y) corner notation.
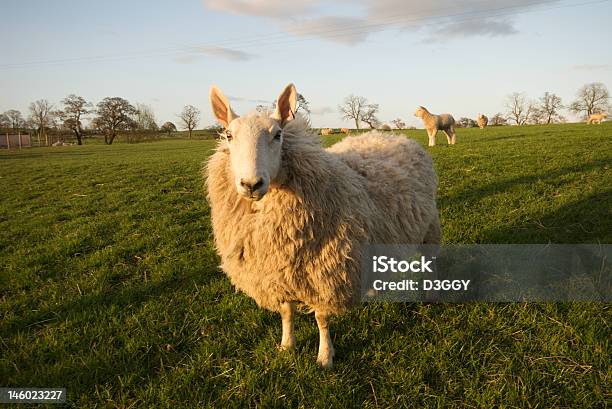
top-left (1, 263), bottom-right (227, 396)
top-left (468, 134), bottom-right (525, 143)
top-left (480, 190), bottom-right (612, 243)
top-left (440, 159), bottom-right (609, 207)
top-left (0, 150), bottom-right (96, 160)
top-left (2, 264), bottom-right (221, 336)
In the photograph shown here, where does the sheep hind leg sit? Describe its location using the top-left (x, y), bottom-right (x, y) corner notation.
top-left (279, 301), bottom-right (296, 351)
top-left (315, 311), bottom-right (334, 369)
top-left (444, 128), bottom-right (456, 145)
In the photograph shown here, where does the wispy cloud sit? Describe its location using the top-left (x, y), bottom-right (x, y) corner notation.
top-left (175, 46), bottom-right (255, 64)
top-left (204, 0), bottom-right (555, 45)
top-left (283, 16), bottom-right (370, 45)
top-left (573, 64), bottom-right (612, 71)
top-left (425, 18), bottom-right (518, 42)
top-left (204, 0), bottom-right (319, 18)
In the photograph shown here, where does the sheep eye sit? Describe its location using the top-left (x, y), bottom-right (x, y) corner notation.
top-left (225, 130), bottom-right (233, 141)
top-left (273, 130), bottom-right (282, 141)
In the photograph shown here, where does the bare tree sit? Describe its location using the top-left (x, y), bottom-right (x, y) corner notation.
top-left (505, 92), bottom-right (535, 125)
top-left (391, 118), bottom-right (406, 129)
top-left (338, 95), bottom-right (367, 129)
top-left (338, 95), bottom-right (380, 129)
top-left (296, 93), bottom-right (310, 116)
top-left (179, 105), bottom-right (200, 139)
top-left (490, 113), bottom-right (508, 126)
top-left (535, 92), bottom-right (564, 124)
top-left (361, 103), bottom-right (380, 129)
top-left (160, 121), bottom-right (177, 136)
top-left (94, 97), bottom-right (137, 145)
top-left (29, 99), bottom-right (55, 146)
top-left (2, 110), bottom-right (25, 131)
top-left (570, 82), bottom-right (609, 119)
top-left (134, 103), bottom-right (158, 131)
top-left (57, 95), bottom-right (91, 145)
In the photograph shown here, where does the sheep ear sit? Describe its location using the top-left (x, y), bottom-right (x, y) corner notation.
top-left (210, 85), bottom-right (238, 128)
top-left (272, 83), bottom-right (297, 126)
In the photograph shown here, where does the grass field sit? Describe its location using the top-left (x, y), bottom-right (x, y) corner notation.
top-left (1, 123), bottom-right (610, 408)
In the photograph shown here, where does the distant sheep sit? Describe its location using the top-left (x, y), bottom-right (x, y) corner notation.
top-left (340, 128), bottom-right (350, 134)
top-left (587, 113), bottom-right (607, 124)
top-left (477, 113), bottom-right (488, 129)
top-left (320, 128), bottom-right (333, 135)
top-left (414, 106), bottom-right (456, 146)
top-left (206, 83), bottom-right (440, 368)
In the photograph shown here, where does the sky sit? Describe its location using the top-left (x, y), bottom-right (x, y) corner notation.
top-left (1, 0), bottom-right (611, 128)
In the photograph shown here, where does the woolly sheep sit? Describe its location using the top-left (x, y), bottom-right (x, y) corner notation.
top-left (340, 128), bottom-right (350, 134)
top-left (587, 113), bottom-right (607, 124)
top-left (477, 113), bottom-right (488, 129)
top-left (205, 84), bottom-right (440, 368)
top-left (320, 128), bottom-right (333, 135)
top-left (414, 106), bottom-right (456, 146)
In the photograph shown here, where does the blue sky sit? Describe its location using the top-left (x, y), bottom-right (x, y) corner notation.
top-left (1, 0), bottom-right (611, 128)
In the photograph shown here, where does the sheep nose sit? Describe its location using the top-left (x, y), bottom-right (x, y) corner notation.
top-left (240, 177), bottom-right (264, 193)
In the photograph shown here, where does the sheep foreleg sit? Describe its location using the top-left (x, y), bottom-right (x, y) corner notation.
top-left (280, 301), bottom-right (296, 351)
top-left (428, 129), bottom-right (437, 147)
top-left (315, 311), bottom-right (334, 369)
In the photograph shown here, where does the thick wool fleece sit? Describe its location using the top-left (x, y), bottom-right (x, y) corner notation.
top-left (205, 114), bottom-right (440, 315)
top-left (419, 107), bottom-right (455, 132)
top-left (477, 114), bottom-right (488, 129)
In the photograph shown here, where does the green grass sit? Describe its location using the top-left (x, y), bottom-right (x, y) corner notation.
top-left (1, 123), bottom-right (610, 408)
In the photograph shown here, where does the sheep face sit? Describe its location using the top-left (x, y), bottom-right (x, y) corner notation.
top-left (224, 116), bottom-right (283, 201)
top-left (210, 83), bottom-right (298, 201)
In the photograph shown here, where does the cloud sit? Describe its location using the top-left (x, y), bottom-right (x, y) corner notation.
top-left (203, 0), bottom-right (556, 45)
top-left (283, 16), bottom-right (370, 45)
top-left (310, 106), bottom-right (335, 115)
top-left (573, 64), bottom-right (612, 71)
top-left (175, 46), bottom-right (255, 63)
top-left (204, 0), bottom-right (319, 18)
top-left (425, 18), bottom-right (518, 42)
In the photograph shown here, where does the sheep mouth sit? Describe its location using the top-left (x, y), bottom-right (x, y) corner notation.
top-left (239, 190), bottom-right (267, 201)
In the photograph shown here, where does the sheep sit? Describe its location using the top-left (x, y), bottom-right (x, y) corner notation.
top-left (340, 128), bottom-right (350, 134)
top-left (320, 128), bottom-right (333, 135)
top-left (587, 113), bottom-right (607, 124)
top-left (414, 106), bottom-right (456, 146)
top-left (477, 113), bottom-right (488, 129)
top-left (205, 83), bottom-right (440, 369)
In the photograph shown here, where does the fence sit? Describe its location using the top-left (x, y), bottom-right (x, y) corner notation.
top-left (0, 133), bottom-right (31, 149)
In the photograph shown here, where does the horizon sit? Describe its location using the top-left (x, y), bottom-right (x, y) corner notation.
top-left (1, 0), bottom-right (611, 129)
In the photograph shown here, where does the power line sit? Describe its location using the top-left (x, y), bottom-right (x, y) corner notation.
top-left (0, 0), bottom-right (608, 70)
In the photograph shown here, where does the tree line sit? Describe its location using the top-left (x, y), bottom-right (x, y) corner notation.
top-left (0, 96), bottom-right (205, 145)
top-left (1, 83), bottom-right (608, 145)
top-left (337, 82), bottom-right (609, 129)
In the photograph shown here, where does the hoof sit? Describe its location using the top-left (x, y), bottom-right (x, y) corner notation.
top-left (279, 335), bottom-right (296, 351)
top-left (316, 355), bottom-right (334, 369)
top-left (316, 348), bottom-right (335, 369)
